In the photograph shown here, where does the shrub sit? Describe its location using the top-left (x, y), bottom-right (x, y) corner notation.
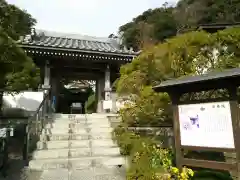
top-left (85, 93), bottom-right (96, 113)
top-left (112, 125), bottom-right (140, 155)
top-left (113, 126), bottom-right (194, 179)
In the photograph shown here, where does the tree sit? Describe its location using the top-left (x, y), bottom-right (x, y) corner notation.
top-left (0, 0), bottom-right (36, 40)
top-left (115, 27), bottom-right (240, 126)
top-left (175, 0), bottom-right (240, 31)
top-left (0, 0), bottom-right (40, 113)
top-left (119, 5), bottom-right (178, 51)
top-left (119, 0), bottom-right (240, 50)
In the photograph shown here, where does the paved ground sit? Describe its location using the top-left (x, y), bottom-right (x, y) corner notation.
top-left (39, 167), bottom-right (125, 180)
top-left (0, 156), bottom-right (41, 180)
top-left (0, 159), bottom-right (125, 180)
top-left (0, 115), bottom-right (126, 180)
top-left (0, 154), bottom-right (125, 180)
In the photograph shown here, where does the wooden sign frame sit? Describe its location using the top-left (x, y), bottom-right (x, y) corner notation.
top-left (153, 68), bottom-right (240, 178)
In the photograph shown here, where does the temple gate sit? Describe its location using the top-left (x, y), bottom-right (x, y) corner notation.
top-left (18, 29), bottom-right (139, 113)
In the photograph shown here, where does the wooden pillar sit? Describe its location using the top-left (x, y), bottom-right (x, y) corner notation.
top-left (169, 92), bottom-right (182, 170)
top-left (228, 85), bottom-right (240, 179)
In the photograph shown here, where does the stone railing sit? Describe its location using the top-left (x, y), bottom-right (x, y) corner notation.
top-left (107, 114), bottom-right (174, 148)
top-left (127, 126), bottom-right (174, 148)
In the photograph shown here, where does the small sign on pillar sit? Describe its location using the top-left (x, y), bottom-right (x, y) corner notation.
top-left (103, 100), bottom-right (112, 110)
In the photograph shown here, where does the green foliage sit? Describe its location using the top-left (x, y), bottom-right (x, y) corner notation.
top-left (113, 126), bottom-right (194, 180)
top-left (119, 87), bottom-right (172, 126)
top-left (119, 5), bottom-right (177, 50)
top-left (116, 28), bottom-right (240, 127)
top-left (85, 93), bottom-right (96, 113)
top-left (112, 125), bottom-right (140, 155)
top-left (119, 0), bottom-right (240, 49)
top-left (0, 0), bottom-right (36, 40)
top-left (176, 0), bottom-right (240, 29)
top-left (0, 29), bottom-right (40, 91)
top-left (127, 140), bottom-right (169, 179)
top-left (0, 0), bottom-right (39, 94)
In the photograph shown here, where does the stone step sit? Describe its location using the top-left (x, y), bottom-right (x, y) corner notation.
top-left (33, 148), bottom-right (90, 159)
top-left (45, 123), bottom-right (70, 129)
top-left (39, 167), bottom-right (125, 180)
top-left (53, 119), bottom-right (86, 123)
top-left (86, 113), bottom-right (109, 118)
top-left (29, 156), bottom-right (125, 170)
top-left (44, 129), bottom-right (70, 135)
top-left (72, 122), bottom-right (111, 128)
top-left (86, 119), bottom-right (110, 124)
top-left (53, 113), bottom-right (86, 119)
top-left (92, 147), bottom-right (120, 156)
top-left (40, 134), bottom-right (90, 141)
top-left (90, 127), bottom-right (113, 133)
top-left (40, 133), bottom-right (113, 142)
top-left (33, 147), bottom-right (121, 159)
top-left (44, 129), bottom-right (90, 135)
top-left (70, 127), bottom-right (113, 133)
top-left (43, 127), bottom-right (113, 134)
top-left (92, 140), bottom-right (117, 147)
top-left (33, 149), bottom-right (69, 159)
top-left (90, 133), bottom-right (112, 140)
top-left (37, 140), bottom-right (90, 149)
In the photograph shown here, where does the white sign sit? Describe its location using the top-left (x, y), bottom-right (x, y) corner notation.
top-left (178, 101), bottom-right (235, 149)
top-left (103, 100), bottom-right (112, 110)
top-left (0, 128), bottom-right (14, 138)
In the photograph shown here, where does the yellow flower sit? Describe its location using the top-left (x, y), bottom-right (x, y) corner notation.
top-left (171, 167), bottom-right (179, 174)
top-left (180, 172), bottom-right (187, 179)
top-left (187, 169), bottom-right (194, 177)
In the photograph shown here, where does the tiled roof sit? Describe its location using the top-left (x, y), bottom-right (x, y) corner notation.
top-left (18, 29), bottom-right (139, 56)
top-left (153, 67), bottom-right (240, 92)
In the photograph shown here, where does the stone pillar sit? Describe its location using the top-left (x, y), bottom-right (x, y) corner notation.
top-left (96, 78), bottom-right (104, 113)
top-left (104, 65), bottom-right (111, 100)
top-left (41, 60), bottom-right (51, 115)
top-left (42, 61), bottom-right (51, 90)
top-left (104, 65), bottom-right (112, 113)
top-left (111, 91), bottom-right (117, 113)
top-left (51, 76), bottom-right (59, 112)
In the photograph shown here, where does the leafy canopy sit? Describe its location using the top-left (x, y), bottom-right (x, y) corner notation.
top-left (0, 0), bottom-right (39, 92)
top-left (119, 5), bottom-right (177, 51)
top-left (116, 27), bottom-right (240, 126)
top-left (118, 0), bottom-right (240, 50)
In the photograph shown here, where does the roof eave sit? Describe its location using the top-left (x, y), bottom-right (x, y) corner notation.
top-left (19, 44), bottom-right (138, 58)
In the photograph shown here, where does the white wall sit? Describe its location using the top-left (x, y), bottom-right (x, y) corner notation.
top-left (3, 91), bottom-right (44, 111)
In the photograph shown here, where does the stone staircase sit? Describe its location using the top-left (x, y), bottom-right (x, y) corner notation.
top-left (27, 113), bottom-right (125, 179)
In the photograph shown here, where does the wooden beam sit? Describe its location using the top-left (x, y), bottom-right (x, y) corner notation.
top-left (58, 72), bottom-right (104, 80)
top-left (182, 158), bottom-right (236, 171)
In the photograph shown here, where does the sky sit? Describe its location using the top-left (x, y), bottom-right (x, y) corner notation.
top-left (6, 0), bottom-right (178, 37)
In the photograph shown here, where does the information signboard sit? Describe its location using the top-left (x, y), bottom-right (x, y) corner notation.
top-left (178, 101), bottom-right (235, 149)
